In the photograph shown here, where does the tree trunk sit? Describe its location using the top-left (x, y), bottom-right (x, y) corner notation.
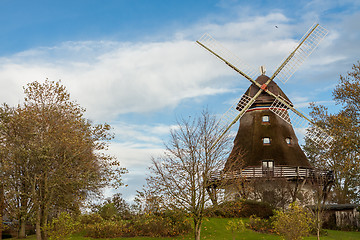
top-left (316, 210), bottom-right (321, 240)
top-left (194, 218), bottom-right (202, 240)
top-left (36, 207), bottom-right (42, 240)
top-left (19, 197), bottom-right (27, 239)
top-left (0, 181), bottom-right (3, 240)
top-left (19, 220), bottom-right (26, 238)
top-left (40, 211), bottom-right (48, 240)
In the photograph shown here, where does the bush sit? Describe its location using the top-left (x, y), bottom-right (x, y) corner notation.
top-left (83, 210), bottom-right (192, 238)
top-left (246, 215), bottom-right (274, 234)
top-left (205, 200), bottom-right (274, 218)
top-left (131, 211), bottom-right (192, 237)
top-left (84, 220), bottom-right (128, 238)
top-left (80, 213), bottom-right (104, 225)
top-left (43, 212), bottom-right (79, 240)
top-left (226, 219), bottom-right (245, 240)
top-left (272, 202), bottom-right (313, 240)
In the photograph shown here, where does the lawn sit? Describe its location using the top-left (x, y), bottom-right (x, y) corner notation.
top-left (9, 218), bottom-right (360, 240)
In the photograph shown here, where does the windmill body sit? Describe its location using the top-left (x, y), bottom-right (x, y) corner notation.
top-left (225, 74), bottom-right (311, 172)
top-left (197, 23), bottom-right (334, 206)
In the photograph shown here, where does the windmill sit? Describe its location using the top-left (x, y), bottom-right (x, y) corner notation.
top-left (197, 23), bottom-right (334, 204)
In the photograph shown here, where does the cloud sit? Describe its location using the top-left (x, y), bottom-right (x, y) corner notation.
top-left (0, 40), bottom-right (238, 122)
top-left (1, 9), bottom-right (360, 202)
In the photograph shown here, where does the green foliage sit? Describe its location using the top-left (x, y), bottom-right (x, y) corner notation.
top-left (97, 203), bottom-right (118, 220)
top-left (303, 62), bottom-right (360, 204)
top-left (9, 217), bottom-right (360, 240)
top-left (272, 202), bottom-right (313, 240)
top-left (91, 193), bottom-right (132, 220)
top-left (84, 220), bottom-right (128, 238)
top-left (226, 219), bottom-right (245, 240)
top-left (43, 212), bottom-right (79, 240)
top-left (79, 213), bottom-right (104, 225)
top-left (83, 210), bottom-right (192, 238)
top-left (1, 80), bottom-right (127, 239)
top-left (205, 200), bottom-right (274, 218)
top-left (131, 212), bottom-right (192, 237)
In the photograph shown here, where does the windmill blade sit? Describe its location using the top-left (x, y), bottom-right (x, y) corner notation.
top-left (269, 95), bottom-right (333, 149)
top-left (211, 94), bottom-right (255, 150)
top-left (197, 33), bottom-right (259, 82)
top-left (218, 94), bottom-right (252, 130)
top-left (270, 23), bottom-right (329, 84)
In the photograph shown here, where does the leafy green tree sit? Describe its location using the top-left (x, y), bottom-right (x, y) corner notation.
top-left (43, 212), bottom-right (79, 240)
top-left (303, 62), bottom-right (360, 204)
top-left (91, 193), bottom-right (131, 220)
top-left (0, 80), bottom-right (126, 240)
top-left (0, 104), bottom-right (34, 238)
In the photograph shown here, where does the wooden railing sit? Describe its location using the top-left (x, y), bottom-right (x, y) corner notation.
top-left (209, 166), bottom-right (333, 182)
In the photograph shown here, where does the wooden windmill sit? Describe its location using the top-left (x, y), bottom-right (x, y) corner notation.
top-left (197, 23), bottom-right (333, 203)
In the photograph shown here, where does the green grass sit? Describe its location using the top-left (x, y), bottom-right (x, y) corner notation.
top-left (10, 218), bottom-right (360, 240)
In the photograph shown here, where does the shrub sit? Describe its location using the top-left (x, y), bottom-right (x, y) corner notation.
top-left (246, 215), bottom-right (274, 234)
top-left (272, 202), bottom-right (313, 240)
top-left (80, 213), bottom-right (104, 225)
top-left (131, 211), bottom-right (192, 237)
top-left (43, 212), bottom-right (79, 240)
top-left (83, 210), bottom-right (192, 238)
top-left (205, 200), bottom-right (274, 218)
top-left (84, 220), bottom-right (128, 238)
top-left (226, 219), bottom-right (245, 240)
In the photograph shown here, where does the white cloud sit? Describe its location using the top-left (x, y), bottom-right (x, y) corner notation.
top-left (1, 10), bottom-right (359, 202)
top-left (0, 40), bottom-right (236, 122)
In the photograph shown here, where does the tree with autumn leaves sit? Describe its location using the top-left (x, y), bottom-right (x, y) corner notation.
top-left (303, 61), bottom-right (360, 204)
top-left (0, 80), bottom-right (126, 240)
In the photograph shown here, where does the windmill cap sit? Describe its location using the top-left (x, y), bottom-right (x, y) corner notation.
top-left (244, 75), bottom-right (292, 106)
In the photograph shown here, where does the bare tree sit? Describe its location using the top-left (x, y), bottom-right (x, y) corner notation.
top-left (147, 110), bottom-right (231, 240)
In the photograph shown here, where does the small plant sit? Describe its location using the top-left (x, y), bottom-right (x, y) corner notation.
top-left (205, 199), bottom-right (274, 218)
top-left (226, 219), bottom-right (245, 240)
top-left (272, 202), bottom-right (313, 240)
top-left (83, 210), bottom-right (191, 238)
top-left (84, 220), bottom-right (128, 238)
top-left (43, 212), bottom-right (79, 240)
top-left (246, 215), bottom-right (274, 234)
top-left (79, 213), bottom-right (104, 225)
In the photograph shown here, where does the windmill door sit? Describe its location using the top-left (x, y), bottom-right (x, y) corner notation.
top-left (262, 160), bottom-right (274, 177)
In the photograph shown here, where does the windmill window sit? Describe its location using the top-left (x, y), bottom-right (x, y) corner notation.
top-left (263, 137), bottom-right (271, 145)
top-left (285, 137), bottom-right (292, 145)
top-left (262, 115), bottom-right (270, 123)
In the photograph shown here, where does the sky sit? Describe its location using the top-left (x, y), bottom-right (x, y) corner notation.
top-left (1, 0), bottom-right (360, 202)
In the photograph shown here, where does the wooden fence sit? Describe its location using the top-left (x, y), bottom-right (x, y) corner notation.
top-left (210, 166), bottom-right (333, 182)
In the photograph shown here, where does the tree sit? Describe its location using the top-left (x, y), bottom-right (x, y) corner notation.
top-left (303, 61), bottom-right (360, 204)
top-left (272, 202), bottom-right (313, 240)
top-left (0, 80), bottom-right (126, 240)
top-left (0, 104), bottom-right (34, 238)
top-left (146, 110), bottom-right (231, 240)
top-left (92, 193), bottom-right (131, 220)
top-left (226, 218), bottom-right (245, 240)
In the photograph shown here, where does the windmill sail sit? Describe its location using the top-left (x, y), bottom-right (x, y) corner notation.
top-left (271, 23), bottom-right (329, 84)
top-left (269, 95), bottom-right (333, 149)
top-left (218, 94), bottom-right (252, 131)
top-left (197, 23), bottom-right (332, 151)
top-left (197, 33), bottom-right (259, 81)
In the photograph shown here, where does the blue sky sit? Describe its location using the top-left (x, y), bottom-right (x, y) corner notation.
top-left (1, 0), bottom-right (360, 202)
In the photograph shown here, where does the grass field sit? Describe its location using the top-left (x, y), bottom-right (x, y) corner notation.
top-left (10, 218), bottom-right (360, 240)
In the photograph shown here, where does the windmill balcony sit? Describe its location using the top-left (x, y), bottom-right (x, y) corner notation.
top-left (209, 166), bottom-right (333, 184)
